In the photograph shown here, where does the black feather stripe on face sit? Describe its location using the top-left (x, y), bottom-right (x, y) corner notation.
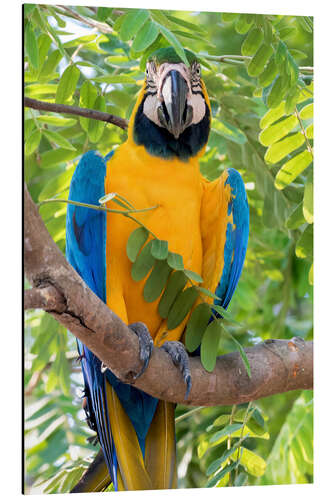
top-left (133, 94), bottom-right (210, 161)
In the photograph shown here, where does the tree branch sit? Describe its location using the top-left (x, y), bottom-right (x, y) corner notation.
top-left (55, 5), bottom-right (114, 34)
top-left (24, 183), bottom-right (313, 406)
top-left (24, 97), bottom-right (128, 130)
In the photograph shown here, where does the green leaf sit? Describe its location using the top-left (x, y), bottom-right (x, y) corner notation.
top-left (37, 34), bottom-right (52, 72)
top-left (207, 438), bottom-right (244, 474)
top-left (120, 9), bottom-right (150, 41)
top-left (156, 23), bottom-right (189, 65)
top-left (258, 58), bottom-right (278, 87)
top-left (206, 461), bottom-right (239, 488)
top-left (309, 263), bottom-right (313, 285)
top-left (235, 447), bottom-right (266, 477)
top-left (264, 132), bottom-right (305, 164)
top-left (91, 75), bottom-right (137, 84)
top-left (259, 391), bottom-right (313, 485)
top-left (247, 43), bottom-right (274, 77)
top-left (296, 224), bottom-right (313, 259)
top-left (222, 13), bottom-right (239, 22)
top-left (212, 119), bottom-right (246, 144)
top-left (79, 80), bottom-right (98, 132)
top-left (97, 7), bottom-right (113, 21)
top-left (39, 49), bottom-right (62, 79)
top-left (303, 169), bottom-right (313, 224)
top-left (275, 40), bottom-right (288, 66)
top-left (183, 269), bottom-right (203, 283)
top-left (287, 54), bottom-right (299, 85)
top-left (298, 16), bottom-right (313, 33)
top-left (167, 252), bottom-right (184, 271)
top-left (38, 166), bottom-right (75, 201)
top-left (196, 287), bottom-right (220, 301)
top-left (25, 23), bottom-right (39, 69)
top-left (55, 65), bottom-right (80, 104)
top-left (306, 123), bottom-right (313, 139)
top-left (227, 330), bottom-right (251, 377)
top-left (165, 14), bottom-right (207, 35)
top-left (24, 4), bottom-right (36, 17)
top-left (88, 95), bottom-right (106, 143)
top-left (299, 103), bottom-right (313, 120)
top-left (39, 148), bottom-right (78, 169)
top-left (143, 260), bottom-right (172, 302)
top-left (241, 27), bottom-right (264, 56)
top-left (25, 128), bottom-right (41, 156)
top-left (62, 35), bottom-right (98, 48)
top-left (285, 202), bottom-right (306, 229)
top-left (37, 115), bottom-right (77, 127)
top-left (259, 115), bottom-right (298, 146)
top-left (275, 150), bottom-right (313, 189)
top-left (167, 286), bottom-right (199, 330)
top-left (235, 15), bottom-right (254, 34)
top-left (151, 239), bottom-right (168, 260)
top-left (267, 75), bottom-right (287, 109)
top-left (285, 87), bottom-right (300, 115)
top-left (200, 320), bottom-right (222, 372)
top-left (42, 130), bottom-right (76, 151)
top-left (260, 101), bottom-right (286, 129)
top-left (126, 227), bottom-right (149, 263)
top-left (209, 423), bottom-right (243, 443)
top-left (131, 241), bottom-right (155, 281)
top-left (158, 271), bottom-right (188, 319)
top-left (132, 20), bottom-right (159, 52)
top-left (185, 302), bottom-right (211, 352)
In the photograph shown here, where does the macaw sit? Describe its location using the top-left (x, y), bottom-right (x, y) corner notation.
top-left (66, 47), bottom-right (249, 492)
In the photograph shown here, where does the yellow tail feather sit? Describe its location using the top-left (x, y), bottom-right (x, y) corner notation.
top-left (144, 400), bottom-right (177, 489)
top-left (104, 382), bottom-right (153, 491)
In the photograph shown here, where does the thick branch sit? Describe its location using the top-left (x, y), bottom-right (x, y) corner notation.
top-left (24, 97), bottom-right (128, 130)
top-left (24, 285), bottom-right (66, 311)
top-left (24, 184), bottom-right (313, 406)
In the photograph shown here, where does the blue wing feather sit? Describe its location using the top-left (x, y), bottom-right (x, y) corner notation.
top-left (214, 168), bottom-right (249, 310)
top-left (66, 150), bottom-right (158, 489)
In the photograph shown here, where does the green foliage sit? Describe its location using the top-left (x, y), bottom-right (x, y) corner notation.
top-left (24, 5), bottom-right (313, 493)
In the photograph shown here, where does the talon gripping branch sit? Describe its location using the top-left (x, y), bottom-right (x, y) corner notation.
top-left (66, 47), bottom-right (249, 491)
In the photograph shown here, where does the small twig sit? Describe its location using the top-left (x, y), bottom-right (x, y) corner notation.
top-left (55, 5), bottom-right (114, 34)
top-left (175, 406), bottom-right (204, 424)
top-left (24, 97), bottom-right (128, 130)
top-left (38, 197), bottom-right (159, 240)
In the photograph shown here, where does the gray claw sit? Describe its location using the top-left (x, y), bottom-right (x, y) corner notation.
top-left (129, 322), bottom-right (154, 380)
top-left (161, 341), bottom-right (192, 400)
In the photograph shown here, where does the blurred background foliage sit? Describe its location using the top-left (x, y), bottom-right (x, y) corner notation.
top-left (24, 3), bottom-right (313, 493)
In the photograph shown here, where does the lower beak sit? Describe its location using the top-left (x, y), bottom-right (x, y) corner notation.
top-left (160, 70), bottom-right (189, 139)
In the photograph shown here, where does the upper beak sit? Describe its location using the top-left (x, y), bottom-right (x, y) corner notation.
top-left (159, 70), bottom-right (191, 139)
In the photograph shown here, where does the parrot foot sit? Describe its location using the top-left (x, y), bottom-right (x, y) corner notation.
top-left (161, 341), bottom-right (192, 400)
top-left (129, 322), bottom-right (154, 380)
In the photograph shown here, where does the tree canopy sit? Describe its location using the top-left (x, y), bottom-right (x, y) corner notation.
top-left (24, 5), bottom-right (313, 493)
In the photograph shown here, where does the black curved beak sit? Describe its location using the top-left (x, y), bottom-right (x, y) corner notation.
top-left (159, 70), bottom-right (190, 139)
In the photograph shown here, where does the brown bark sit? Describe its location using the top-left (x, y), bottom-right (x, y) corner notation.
top-left (24, 97), bottom-right (128, 130)
top-left (24, 184), bottom-right (313, 406)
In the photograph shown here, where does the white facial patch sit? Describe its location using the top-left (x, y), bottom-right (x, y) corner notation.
top-left (143, 94), bottom-right (162, 127)
top-left (187, 93), bottom-right (206, 124)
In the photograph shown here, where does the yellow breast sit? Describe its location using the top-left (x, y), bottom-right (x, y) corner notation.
top-left (104, 140), bottom-right (204, 337)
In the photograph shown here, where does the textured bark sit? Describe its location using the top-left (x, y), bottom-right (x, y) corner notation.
top-left (24, 184), bottom-right (313, 406)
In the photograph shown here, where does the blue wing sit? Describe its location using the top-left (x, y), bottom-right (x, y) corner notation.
top-left (65, 150), bottom-right (158, 490)
top-left (214, 168), bottom-right (249, 310)
top-left (65, 150), bottom-right (118, 485)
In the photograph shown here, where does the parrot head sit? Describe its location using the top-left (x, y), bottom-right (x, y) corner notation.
top-left (130, 47), bottom-right (211, 161)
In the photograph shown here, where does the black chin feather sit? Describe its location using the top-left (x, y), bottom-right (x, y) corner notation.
top-left (133, 95), bottom-right (210, 161)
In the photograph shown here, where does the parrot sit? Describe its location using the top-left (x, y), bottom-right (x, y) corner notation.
top-left (66, 46), bottom-right (249, 492)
